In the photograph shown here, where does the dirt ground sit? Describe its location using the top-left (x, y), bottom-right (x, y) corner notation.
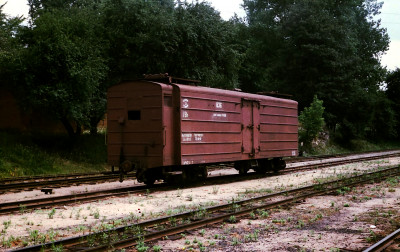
top-left (0, 153), bottom-right (399, 251)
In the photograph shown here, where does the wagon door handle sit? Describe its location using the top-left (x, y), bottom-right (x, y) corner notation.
top-left (163, 126), bottom-right (166, 147)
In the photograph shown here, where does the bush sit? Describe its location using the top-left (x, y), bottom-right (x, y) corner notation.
top-left (299, 95), bottom-right (325, 150)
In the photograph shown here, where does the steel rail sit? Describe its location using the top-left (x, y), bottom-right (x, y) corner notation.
top-left (1, 152), bottom-right (399, 215)
top-left (1, 151), bottom-right (399, 194)
top-left (1, 150), bottom-right (399, 189)
top-left (363, 228), bottom-right (400, 252)
top-left (0, 184), bottom-right (164, 215)
top-left (12, 165), bottom-right (400, 252)
top-left (86, 166), bottom-right (400, 251)
top-left (283, 152), bottom-right (400, 173)
top-left (0, 173), bottom-right (136, 194)
top-left (285, 149), bottom-right (400, 164)
top-left (0, 171), bottom-right (117, 183)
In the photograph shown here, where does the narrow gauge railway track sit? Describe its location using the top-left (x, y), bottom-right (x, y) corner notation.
top-left (0, 184), bottom-right (163, 215)
top-left (284, 151), bottom-right (400, 172)
top-left (0, 173), bottom-right (136, 194)
top-left (1, 150), bottom-right (398, 194)
top-left (1, 152), bottom-right (399, 215)
top-left (13, 165), bottom-right (400, 251)
top-left (0, 171), bottom-right (117, 183)
top-left (285, 149), bottom-right (400, 164)
top-left (205, 150), bottom-right (400, 172)
top-left (363, 228), bottom-right (400, 252)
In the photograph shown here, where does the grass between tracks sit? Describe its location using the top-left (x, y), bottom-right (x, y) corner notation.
top-left (0, 130), bottom-right (108, 178)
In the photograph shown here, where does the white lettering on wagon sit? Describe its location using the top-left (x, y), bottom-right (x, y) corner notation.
top-left (212, 113), bottom-right (227, 118)
top-left (216, 102), bottom-right (223, 109)
top-left (183, 160), bottom-right (194, 165)
top-left (194, 134), bottom-right (204, 141)
top-left (182, 110), bottom-right (189, 118)
top-left (182, 98), bottom-right (189, 108)
top-left (182, 133), bottom-right (192, 142)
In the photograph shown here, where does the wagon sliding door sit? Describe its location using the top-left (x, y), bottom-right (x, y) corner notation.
top-left (241, 99), bottom-right (260, 157)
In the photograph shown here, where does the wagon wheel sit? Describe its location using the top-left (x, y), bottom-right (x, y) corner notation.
top-left (272, 158), bottom-right (286, 173)
top-left (181, 168), bottom-right (190, 183)
top-left (141, 170), bottom-right (156, 186)
top-left (199, 166), bottom-right (208, 180)
top-left (255, 159), bottom-right (269, 174)
top-left (234, 161), bottom-right (249, 175)
top-left (144, 175), bottom-right (156, 186)
top-left (136, 168), bottom-right (145, 183)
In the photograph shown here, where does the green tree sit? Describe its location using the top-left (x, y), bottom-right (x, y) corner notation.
top-left (386, 68), bottom-right (400, 138)
top-left (102, 0), bottom-right (241, 89)
top-left (368, 91), bottom-right (397, 140)
top-left (0, 4), bottom-right (24, 89)
top-left (298, 96), bottom-right (325, 149)
top-left (243, 0), bottom-right (389, 140)
top-left (170, 2), bottom-right (242, 89)
top-left (14, 0), bottom-right (243, 138)
top-left (20, 2), bottom-right (109, 138)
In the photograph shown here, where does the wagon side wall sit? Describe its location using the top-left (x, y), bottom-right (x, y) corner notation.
top-left (176, 85), bottom-right (298, 166)
top-left (178, 87), bottom-right (242, 165)
top-left (259, 99), bottom-right (298, 158)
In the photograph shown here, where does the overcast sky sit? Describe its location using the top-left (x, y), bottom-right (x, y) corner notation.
top-left (0, 0), bottom-right (398, 70)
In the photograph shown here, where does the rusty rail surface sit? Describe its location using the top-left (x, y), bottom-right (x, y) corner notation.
top-left (285, 149), bottom-right (400, 164)
top-left (0, 173), bottom-right (136, 194)
top-left (0, 153), bottom-right (399, 214)
top-left (1, 150), bottom-right (399, 194)
top-left (12, 165), bottom-right (400, 252)
top-left (1, 152), bottom-right (399, 215)
top-left (0, 184), bottom-right (162, 215)
top-left (283, 152), bottom-right (400, 173)
top-left (363, 228), bottom-right (400, 252)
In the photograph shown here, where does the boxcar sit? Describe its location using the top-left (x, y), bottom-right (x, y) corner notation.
top-left (107, 75), bottom-right (298, 184)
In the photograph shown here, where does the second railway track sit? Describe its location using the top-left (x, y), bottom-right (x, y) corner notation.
top-left (1, 150), bottom-right (399, 194)
top-left (0, 173), bottom-right (136, 194)
top-left (13, 164), bottom-right (400, 251)
top-left (1, 151), bottom-right (399, 215)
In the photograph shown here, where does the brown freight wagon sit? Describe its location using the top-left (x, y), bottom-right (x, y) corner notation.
top-left (107, 75), bottom-right (298, 184)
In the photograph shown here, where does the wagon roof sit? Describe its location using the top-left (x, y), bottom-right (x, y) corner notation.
top-left (173, 83), bottom-right (298, 106)
top-left (111, 79), bottom-right (297, 106)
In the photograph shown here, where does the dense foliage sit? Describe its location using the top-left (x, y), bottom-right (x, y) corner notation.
top-left (0, 0), bottom-right (397, 143)
top-left (0, 5), bottom-right (24, 88)
top-left (242, 0), bottom-right (391, 140)
top-left (386, 68), bottom-right (400, 139)
top-left (299, 96), bottom-right (325, 149)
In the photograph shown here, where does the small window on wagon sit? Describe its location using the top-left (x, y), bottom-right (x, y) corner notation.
top-left (128, 110), bottom-right (141, 120)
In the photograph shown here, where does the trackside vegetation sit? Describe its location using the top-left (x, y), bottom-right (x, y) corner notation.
top-left (0, 131), bottom-right (108, 178)
top-left (299, 96), bottom-right (325, 150)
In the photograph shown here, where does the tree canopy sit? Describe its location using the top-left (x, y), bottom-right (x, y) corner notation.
top-left (0, 5), bottom-right (24, 88)
top-left (242, 0), bottom-right (390, 139)
top-left (18, 2), bottom-right (108, 137)
top-left (386, 68), bottom-right (400, 138)
top-left (0, 0), bottom-right (396, 142)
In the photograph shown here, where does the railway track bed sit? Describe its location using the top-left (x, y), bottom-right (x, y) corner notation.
top-left (10, 165), bottom-right (400, 251)
top-left (1, 151), bottom-right (399, 216)
top-left (2, 150), bottom-right (398, 194)
top-left (1, 151), bottom-right (400, 251)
